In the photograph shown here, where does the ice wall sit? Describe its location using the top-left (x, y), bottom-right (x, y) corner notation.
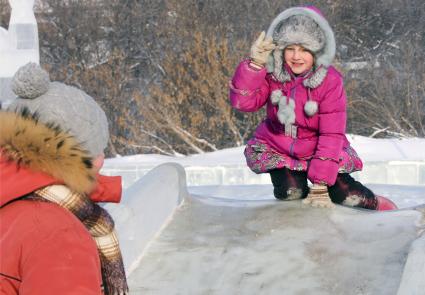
top-left (103, 139), bottom-right (425, 188)
top-left (102, 161), bottom-right (425, 189)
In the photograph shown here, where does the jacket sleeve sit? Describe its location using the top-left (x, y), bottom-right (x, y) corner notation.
top-left (229, 60), bottom-right (270, 112)
top-left (20, 226), bottom-right (103, 294)
top-left (307, 74), bottom-right (347, 186)
top-left (89, 174), bottom-right (122, 203)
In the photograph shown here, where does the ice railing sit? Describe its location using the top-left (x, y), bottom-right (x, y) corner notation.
top-left (103, 160), bottom-right (425, 189)
top-left (103, 132), bottom-right (425, 190)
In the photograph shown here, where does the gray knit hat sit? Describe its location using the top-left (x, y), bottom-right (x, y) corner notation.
top-left (266, 6), bottom-right (336, 89)
top-left (8, 63), bottom-right (109, 157)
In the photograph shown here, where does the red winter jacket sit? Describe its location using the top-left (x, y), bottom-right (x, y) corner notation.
top-left (0, 111), bottom-right (122, 295)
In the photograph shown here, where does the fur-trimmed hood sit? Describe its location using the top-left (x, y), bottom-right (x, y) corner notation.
top-left (0, 109), bottom-right (97, 197)
top-left (266, 6), bottom-right (336, 88)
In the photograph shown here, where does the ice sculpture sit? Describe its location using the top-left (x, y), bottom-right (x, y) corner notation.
top-left (0, 0), bottom-right (39, 106)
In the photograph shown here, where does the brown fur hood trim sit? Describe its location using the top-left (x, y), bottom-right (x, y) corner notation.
top-left (0, 109), bottom-right (96, 194)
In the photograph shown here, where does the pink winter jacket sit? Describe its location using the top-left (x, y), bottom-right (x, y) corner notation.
top-left (230, 60), bottom-right (352, 186)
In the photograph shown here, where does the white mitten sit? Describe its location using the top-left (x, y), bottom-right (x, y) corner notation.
top-left (250, 31), bottom-right (276, 67)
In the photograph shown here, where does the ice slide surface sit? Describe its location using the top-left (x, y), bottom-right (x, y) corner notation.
top-left (105, 163), bottom-right (425, 295)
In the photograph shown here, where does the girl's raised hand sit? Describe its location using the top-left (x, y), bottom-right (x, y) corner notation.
top-left (250, 31), bottom-right (276, 67)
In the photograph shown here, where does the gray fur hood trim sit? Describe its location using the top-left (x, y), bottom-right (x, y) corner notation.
top-left (266, 7), bottom-right (336, 88)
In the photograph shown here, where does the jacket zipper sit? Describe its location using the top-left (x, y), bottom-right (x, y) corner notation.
top-left (289, 140), bottom-right (295, 157)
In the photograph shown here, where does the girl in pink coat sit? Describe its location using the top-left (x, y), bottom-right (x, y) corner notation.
top-left (229, 6), bottom-right (396, 210)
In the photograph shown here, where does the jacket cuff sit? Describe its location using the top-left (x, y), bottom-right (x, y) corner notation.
top-left (308, 158), bottom-right (339, 186)
top-left (231, 59), bottom-right (267, 90)
top-left (89, 174), bottom-right (122, 203)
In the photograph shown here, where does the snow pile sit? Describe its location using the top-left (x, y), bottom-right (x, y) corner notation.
top-left (347, 135), bottom-right (425, 162)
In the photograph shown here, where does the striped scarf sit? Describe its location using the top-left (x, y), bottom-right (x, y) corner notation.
top-left (32, 184), bottom-right (128, 295)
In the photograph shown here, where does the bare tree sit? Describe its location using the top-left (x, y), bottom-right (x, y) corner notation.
top-left (131, 31), bottom-right (263, 155)
top-left (9, 0), bottom-right (422, 156)
top-left (346, 40), bottom-right (425, 138)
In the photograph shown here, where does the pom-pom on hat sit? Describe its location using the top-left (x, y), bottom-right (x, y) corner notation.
top-left (8, 63), bottom-right (109, 157)
top-left (11, 63), bottom-right (50, 99)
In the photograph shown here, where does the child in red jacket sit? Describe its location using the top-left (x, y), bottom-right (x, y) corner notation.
top-left (0, 63), bottom-right (128, 294)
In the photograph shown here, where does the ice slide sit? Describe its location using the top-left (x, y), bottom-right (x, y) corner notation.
top-left (105, 163), bottom-right (425, 295)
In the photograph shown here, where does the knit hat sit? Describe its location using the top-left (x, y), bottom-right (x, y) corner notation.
top-left (8, 63), bottom-right (109, 157)
top-left (266, 6), bottom-right (336, 89)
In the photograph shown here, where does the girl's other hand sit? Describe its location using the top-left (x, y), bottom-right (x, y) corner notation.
top-left (303, 184), bottom-right (335, 208)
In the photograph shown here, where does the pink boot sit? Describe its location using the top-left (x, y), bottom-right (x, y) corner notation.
top-left (376, 196), bottom-right (398, 211)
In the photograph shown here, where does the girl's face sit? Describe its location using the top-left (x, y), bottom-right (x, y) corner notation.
top-left (284, 45), bottom-right (314, 75)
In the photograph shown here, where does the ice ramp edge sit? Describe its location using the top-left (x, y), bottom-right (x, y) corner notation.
top-left (104, 162), bottom-right (189, 275)
top-left (397, 230), bottom-right (425, 295)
